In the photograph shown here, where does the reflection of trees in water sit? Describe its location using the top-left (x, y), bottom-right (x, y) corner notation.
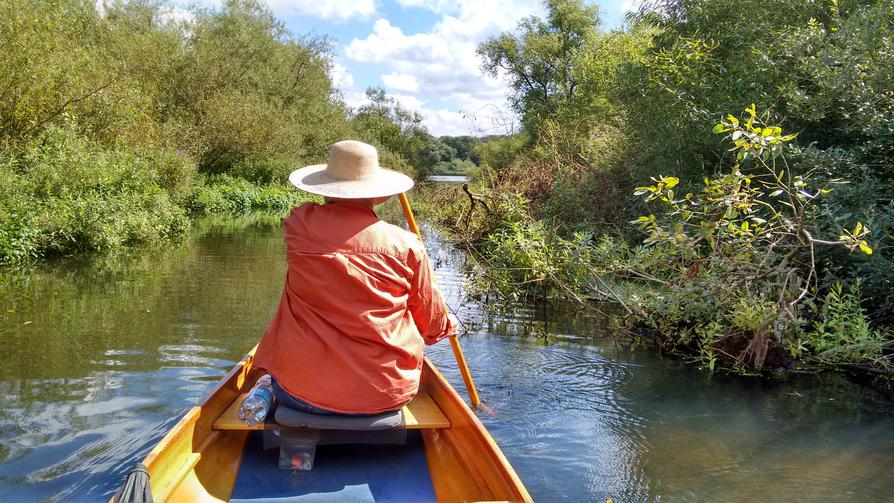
top-left (0, 215), bottom-right (288, 381)
top-left (0, 215), bottom-right (295, 497)
top-left (612, 358), bottom-right (894, 501)
top-left (418, 234), bottom-right (648, 502)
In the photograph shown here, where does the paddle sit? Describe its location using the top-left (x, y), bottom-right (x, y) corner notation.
top-left (398, 192), bottom-right (481, 408)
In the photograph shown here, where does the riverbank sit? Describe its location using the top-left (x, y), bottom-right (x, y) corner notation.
top-left (414, 179), bottom-right (894, 395)
top-left (416, 0), bottom-right (894, 384)
top-left (0, 133), bottom-right (314, 263)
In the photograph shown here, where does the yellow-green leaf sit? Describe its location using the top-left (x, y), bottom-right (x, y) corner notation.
top-left (859, 241), bottom-right (873, 255)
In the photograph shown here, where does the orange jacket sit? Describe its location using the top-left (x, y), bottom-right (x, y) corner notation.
top-left (254, 200), bottom-right (455, 414)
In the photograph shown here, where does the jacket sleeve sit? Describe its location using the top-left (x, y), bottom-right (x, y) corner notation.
top-left (407, 245), bottom-right (456, 345)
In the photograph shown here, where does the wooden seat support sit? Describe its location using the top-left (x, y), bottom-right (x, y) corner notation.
top-left (213, 392), bottom-right (450, 431)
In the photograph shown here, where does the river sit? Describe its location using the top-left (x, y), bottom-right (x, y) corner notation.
top-left (2, 200), bottom-right (894, 501)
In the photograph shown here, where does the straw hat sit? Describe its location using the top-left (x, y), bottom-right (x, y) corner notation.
top-left (288, 140), bottom-right (414, 198)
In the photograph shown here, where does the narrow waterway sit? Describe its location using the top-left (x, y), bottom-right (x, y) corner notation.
top-left (2, 201), bottom-right (894, 501)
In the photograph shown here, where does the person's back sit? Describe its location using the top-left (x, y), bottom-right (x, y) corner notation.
top-left (254, 140), bottom-right (455, 415)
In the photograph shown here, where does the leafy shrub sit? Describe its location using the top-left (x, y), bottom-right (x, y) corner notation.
top-left (626, 107), bottom-right (874, 369)
top-left (188, 174), bottom-right (315, 214)
top-left (227, 156), bottom-right (296, 185)
top-left (802, 282), bottom-right (888, 364)
top-left (0, 125), bottom-right (191, 262)
top-left (431, 158), bottom-right (477, 175)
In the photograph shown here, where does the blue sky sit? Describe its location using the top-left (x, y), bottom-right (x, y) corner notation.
top-left (190, 1), bottom-right (638, 136)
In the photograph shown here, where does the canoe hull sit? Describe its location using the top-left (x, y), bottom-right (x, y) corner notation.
top-left (114, 346), bottom-right (531, 502)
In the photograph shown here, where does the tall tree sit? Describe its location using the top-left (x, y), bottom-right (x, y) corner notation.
top-left (350, 87), bottom-right (429, 175)
top-left (477, 0), bottom-right (600, 131)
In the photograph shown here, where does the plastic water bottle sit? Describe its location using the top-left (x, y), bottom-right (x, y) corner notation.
top-left (238, 374), bottom-right (274, 426)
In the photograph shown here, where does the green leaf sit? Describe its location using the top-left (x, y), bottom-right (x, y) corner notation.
top-left (726, 114), bottom-right (739, 124)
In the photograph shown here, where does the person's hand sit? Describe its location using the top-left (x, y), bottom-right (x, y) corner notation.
top-left (448, 313), bottom-right (464, 337)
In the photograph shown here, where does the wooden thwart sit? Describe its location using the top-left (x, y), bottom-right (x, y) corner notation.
top-left (213, 391), bottom-right (450, 431)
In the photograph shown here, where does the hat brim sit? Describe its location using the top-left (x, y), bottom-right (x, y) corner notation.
top-left (288, 164), bottom-right (415, 199)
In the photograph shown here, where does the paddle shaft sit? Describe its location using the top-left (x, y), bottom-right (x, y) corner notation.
top-left (398, 192), bottom-right (481, 408)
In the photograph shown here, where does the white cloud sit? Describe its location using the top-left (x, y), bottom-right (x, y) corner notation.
top-left (330, 61), bottom-right (355, 89)
top-left (342, 90), bottom-right (370, 110)
top-left (422, 104), bottom-right (517, 136)
top-left (265, 0), bottom-right (375, 21)
top-left (390, 93), bottom-right (425, 111)
top-left (381, 73), bottom-right (420, 92)
top-left (345, 1), bottom-right (542, 136)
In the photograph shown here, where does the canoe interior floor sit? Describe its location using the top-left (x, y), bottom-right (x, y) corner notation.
top-left (229, 430), bottom-right (436, 502)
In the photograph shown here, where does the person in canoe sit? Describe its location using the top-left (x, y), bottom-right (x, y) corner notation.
top-left (254, 140), bottom-right (457, 416)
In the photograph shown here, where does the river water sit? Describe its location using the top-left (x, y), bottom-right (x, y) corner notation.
top-left (2, 202), bottom-right (894, 502)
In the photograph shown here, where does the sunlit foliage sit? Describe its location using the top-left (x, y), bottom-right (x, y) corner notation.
top-left (457, 0), bottom-right (894, 375)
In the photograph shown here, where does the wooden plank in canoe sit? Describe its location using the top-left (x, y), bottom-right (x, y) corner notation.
top-left (213, 391), bottom-right (450, 431)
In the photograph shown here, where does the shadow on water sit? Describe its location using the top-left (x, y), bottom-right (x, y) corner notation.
top-left (2, 206), bottom-right (894, 501)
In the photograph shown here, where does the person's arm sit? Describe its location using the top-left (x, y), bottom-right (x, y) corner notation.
top-left (407, 246), bottom-right (456, 345)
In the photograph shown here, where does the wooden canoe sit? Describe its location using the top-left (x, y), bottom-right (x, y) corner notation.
top-left (113, 345), bottom-right (532, 502)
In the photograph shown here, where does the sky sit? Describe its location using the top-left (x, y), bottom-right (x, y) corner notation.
top-left (187, 1), bottom-right (641, 136)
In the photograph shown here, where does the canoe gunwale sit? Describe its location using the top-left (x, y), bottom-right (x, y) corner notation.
top-left (112, 345), bottom-right (531, 502)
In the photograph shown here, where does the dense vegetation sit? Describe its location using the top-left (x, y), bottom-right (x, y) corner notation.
top-left (0, 0), bottom-right (475, 263)
top-left (430, 0), bottom-right (893, 378)
top-left (5, 0), bottom-right (890, 380)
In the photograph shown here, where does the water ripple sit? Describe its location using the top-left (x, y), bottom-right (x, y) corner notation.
top-left (3, 218), bottom-right (894, 501)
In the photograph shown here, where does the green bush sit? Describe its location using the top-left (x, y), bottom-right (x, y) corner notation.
top-left (0, 125), bottom-right (191, 262)
top-left (188, 174), bottom-right (315, 214)
top-left (228, 156), bottom-right (297, 185)
top-left (802, 282), bottom-right (888, 364)
top-left (431, 158), bottom-right (477, 175)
